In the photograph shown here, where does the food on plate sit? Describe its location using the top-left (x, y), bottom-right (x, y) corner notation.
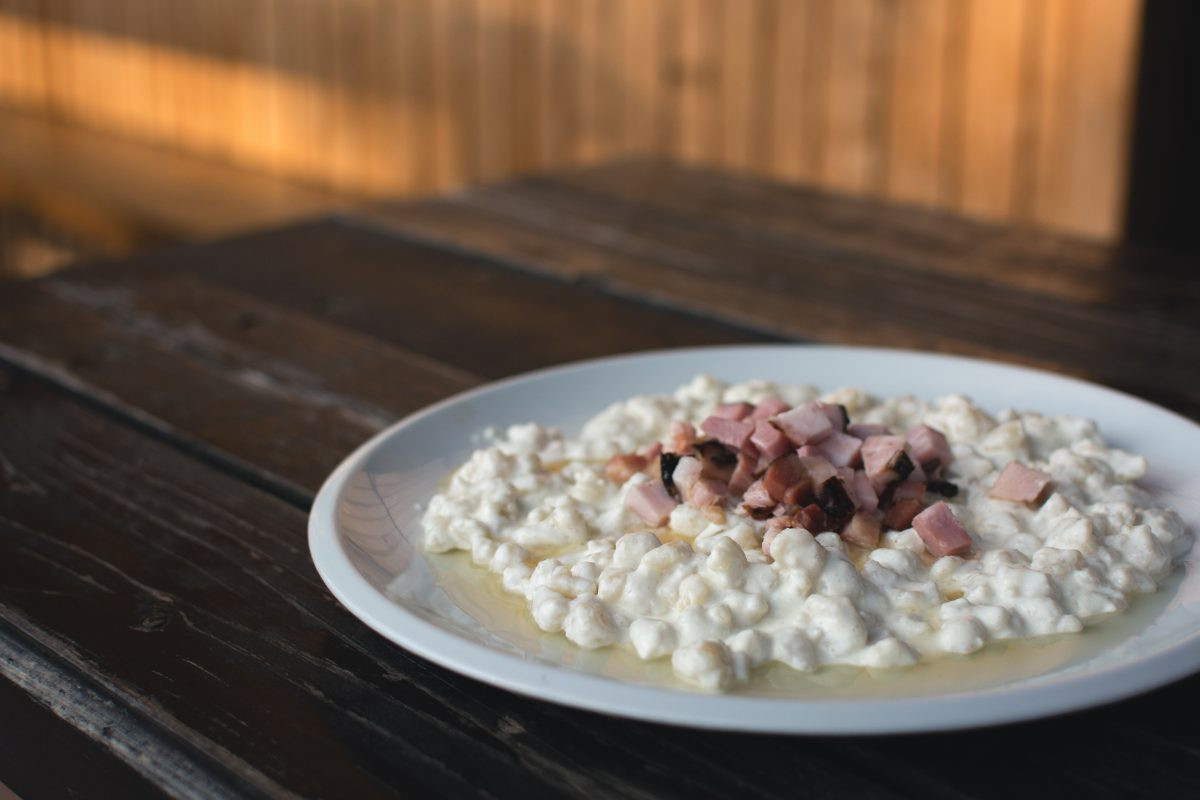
top-left (420, 376), bottom-right (1190, 691)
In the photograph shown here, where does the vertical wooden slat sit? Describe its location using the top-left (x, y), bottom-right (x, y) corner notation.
top-left (476, 0), bottom-right (512, 180)
top-left (616, 0), bottom-right (661, 156)
top-left (654, 0), bottom-right (684, 156)
top-left (508, 0), bottom-right (542, 173)
top-left (820, 0), bottom-right (875, 193)
top-left (768, 0), bottom-right (811, 181)
top-left (536, 0), bottom-right (579, 166)
top-left (886, 0), bottom-right (949, 207)
top-left (957, 0), bottom-right (1027, 219)
top-left (676, 0), bottom-right (723, 163)
top-left (1033, 0), bottom-right (1141, 237)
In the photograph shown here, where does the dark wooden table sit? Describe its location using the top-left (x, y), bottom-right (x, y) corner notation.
top-left (2, 160), bottom-right (1199, 799)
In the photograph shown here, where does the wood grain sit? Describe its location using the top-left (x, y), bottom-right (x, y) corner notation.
top-left (3, 200), bottom-right (1200, 797)
top-left (0, 0), bottom-right (1143, 238)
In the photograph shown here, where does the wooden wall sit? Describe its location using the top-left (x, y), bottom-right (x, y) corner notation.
top-left (0, 0), bottom-right (1143, 239)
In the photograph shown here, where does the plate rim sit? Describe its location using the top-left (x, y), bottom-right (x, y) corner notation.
top-left (308, 343), bottom-right (1200, 734)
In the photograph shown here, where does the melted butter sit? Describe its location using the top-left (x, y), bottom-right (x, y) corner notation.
top-left (426, 550), bottom-right (1181, 698)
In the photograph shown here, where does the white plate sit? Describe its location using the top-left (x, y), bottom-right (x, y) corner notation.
top-left (309, 345), bottom-right (1200, 734)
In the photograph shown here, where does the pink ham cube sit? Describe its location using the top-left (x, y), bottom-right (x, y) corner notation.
top-left (988, 461), bottom-right (1053, 505)
top-left (713, 401), bottom-right (755, 421)
top-left (750, 396), bottom-right (790, 421)
top-left (840, 512), bottom-right (882, 549)
top-left (816, 402), bottom-right (849, 432)
top-left (626, 480), bottom-right (678, 527)
top-left (742, 478), bottom-right (774, 510)
top-left (861, 435), bottom-right (915, 492)
top-left (912, 501), bottom-right (972, 557)
top-left (815, 431), bottom-right (863, 467)
top-left (687, 477), bottom-right (728, 508)
top-left (750, 420), bottom-right (793, 462)
top-left (772, 402), bottom-right (834, 446)
top-left (700, 415), bottom-right (754, 452)
top-left (852, 470), bottom-right (879, 514)
top-left (728, 452), bottom-right (758, 495)
top-left (848, 423), bottom-right (889, 439)
top-left (906, 424), bottom-right (953, 475)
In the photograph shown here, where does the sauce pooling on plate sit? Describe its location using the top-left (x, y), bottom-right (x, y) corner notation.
top-left (420, 375), bottom-right (1190, 691)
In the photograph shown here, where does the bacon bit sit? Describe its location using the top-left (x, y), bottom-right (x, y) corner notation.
top-left (773, 402), bottom-right (835, 446)
top-left (605, 453), bottom-right (648, 485)
top-left (700, 415), bottom-right (755, 452)
top-left (750, 396), bottom-right (790, 421)
top-left (713, 401), bottom-right (755, 421)
top-left (988, 461), bottom-right (1053, 505)
top-left (667, 420), bottom-right (698, 454)
top-left (861, 435), bottom-right (915, 493)
top-left (912, 501), bottom-right (972, 556)
top-left (883, 498), bottom-right (924, 530)
top-left (763, 454), bottom-right (806, 503)
top-left (626, 480), bottom-right (678, 527)
top-left (794, 503), bottom-right (828, 534)
top-left (841, 512), bottom-right (882, 549)
top-left (816, 476), bottom-right (856, 526)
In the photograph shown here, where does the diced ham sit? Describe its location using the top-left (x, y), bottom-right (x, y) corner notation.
top-left (728, 452), bottom-right (758, 495)
top-left (815, 431), bottom-right (863, 467)
top-left (841, 512), bottom-right (882, 549)
top-left (625, 480), bottom-right (678, 527)
top-left (772, 402), bottom-right (834, 445)
top-left (796, 455), bottom-right (837, 486)
top-left (750, 396), bottom-right (790, 421)
top-left (793, 503), bottom-right (828, 534)
top-left (988, 461), bottom-right (1053, 505)
top-left (742, 479), bottom-right (774, 510)
top-left (687, 477), bottom-right (728, 508)
top-left (713, 401), bottom-right (754, 421)
top-left (700, 415), bottom-right (755, 452)
top-left (605, 453), bottom-right (648, 485)
top-left (763, 454), bottom-right (807, 503)
top-left (750, 420), bottom-right (793, 462)
top-left (762, 516), bottom-right (793, 557)
top-left (816, 402), bottom-right (849, 432)
top-left (815, 475), bottom-right (856, 525)
top-left (883, 498), bottom-right (924, 530)
top-left (852, 470), bottom-right (879, 514)
top-left (906, 424), bottom-right (954, 476)
top-left (861, 435), bottom-right (916, 493)
top-left (667, 420), bottom-right (697, 454)
top-left (641, 441), bottom-right (663, 461)
top-left (671, 455), bottom-right (703, 496)
top-left (695, 441), bottom-right (739, 482)
top-left (848, 423), bottom-right (889, 439)
top-left (912, 501), bottom-right (972, 557)
top-left (891, 479), bottom-right (926, 502)
top-left (795, 444), bottom-right (824, 459)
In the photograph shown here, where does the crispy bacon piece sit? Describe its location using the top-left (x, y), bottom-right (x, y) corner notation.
top-left (667, 420), bottom-right (698, 454)
top-left (861, 435), bottom-right (915, 493)
top-left (700, 415), bottom-right (755, 452)
top-left (906, 424), bottom-right (953, 477)
top-left (772, 402), bottom-right (834, 446)
top-left (763, 454), bottom-right (806, 503)
top-left (605, 453), bottom-right (648, 485)
top-left (728, 452), bottom-right (758, 496)
top-left (841, 512), bottom-right (883, 549)
top-left (883, 498), bottom-right (924, 530)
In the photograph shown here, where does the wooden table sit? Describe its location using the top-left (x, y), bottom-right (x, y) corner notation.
top-left (2, 160), bottom-right (1198, 799)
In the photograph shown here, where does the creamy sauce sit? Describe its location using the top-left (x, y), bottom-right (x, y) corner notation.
top-left (419, 376), bottom-right (1191, 692)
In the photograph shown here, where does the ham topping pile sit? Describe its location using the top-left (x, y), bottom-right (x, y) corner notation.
top-left (613, 398), bottom-right (1031, 563)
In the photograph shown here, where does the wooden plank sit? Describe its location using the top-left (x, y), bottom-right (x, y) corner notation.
top-left (0, 260), bottom-right (479, 499)
top-left (367, 182), bottom-right (1200, 417)
top-left (535, 161), bottom-right (1200, 303)
top-left (156, 218), bottom-right (776, 379)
